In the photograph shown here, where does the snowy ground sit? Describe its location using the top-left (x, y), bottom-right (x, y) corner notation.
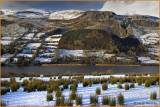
top-left (49, 10), bottom-right (83, 20)
top-left (1, 77), bottom-right (159, 106)
top-left (1, 53), bottom-right (14, 63)
top-left (22, 33), bottom-right (34, 40)
top-left (25, 43), bottom-right (41, 50)
top-left (1, 40), bottom-right (12, 45)
top-left (138, 33), bottom-right (159, 45)
top-left (138, 57), bottom-right (159, 64)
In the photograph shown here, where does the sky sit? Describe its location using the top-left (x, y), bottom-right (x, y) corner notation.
top-left (1, 1), bottom-right (159, 17)
top-left (1, 1), bottom-right (105, 11)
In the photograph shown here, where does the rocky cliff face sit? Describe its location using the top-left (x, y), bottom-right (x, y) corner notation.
top-left (47, 11), bottom-right (159, 38)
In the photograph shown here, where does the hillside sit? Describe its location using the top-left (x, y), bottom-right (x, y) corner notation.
top-left (59, 29), bottom-right (145, 55)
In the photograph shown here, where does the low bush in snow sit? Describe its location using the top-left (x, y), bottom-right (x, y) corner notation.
top-left (100, 78), bottom-right (108, 84)
top-left (102, 83), bottom-right (108, 90)
top-left (102, 95), bottom-right (109, 105)
top-left (96, 87), bottom-right (101, 95)
top-left (29, 77), bottom-right (32, 81)
top-left (21, 80), bottom-right (29, 87)
top-left (69, 92), bottom-right (77, 100)
top-left (83, 80), bottom-right (89, 87)
top-left (24, 82), bottom-right (36, 92)
top-left (125, 83), bottom-right (129, 91)
top-left (150, 91), bottom-right (157, 100)
top-left (47, 94), bottom-right (53, 101)
top-left (37, 83), bottom-right (47, 91)
top-left (109, 77), bottom-right (117, 84)
top-left (10, 82), bottom-right (20, 92)
top-left (53, 84), bottom-right (60, 92)
top-left (55, 95), bottom-right (65, 106)
top-left (70, 84), bottom-right (77, 93)
top-left (130, 83), bottom-right (135, 88)
top-left (90, 95), bottom-right (98, 105)
top-left (64, 99), bottom-right (73, 106)
top-left (117, 83), bottom-right (122, 89)
top-left (58, 75), bottom-right (62, 79)
top-left (63, 83), bottom-right (69, 89)
top-left (92, 78), bottom-right (100, 84)
top-left (145, 80), bottom-right (150, 88)
top-left (47, 87), bottom-right (53, 93)
top-left (1, 88), bottom-right (10, 95)
top-left (117, 92), bottom-right (124, 106)
top-left (75, 95), bottom-right (82, 106)
top-left (109, 97), bottom-right (116, 106)
top-left (56, 90), bottom-right (62, 98)
top-left (55, 95), bottom-right (73, 106)
top-left (1, 80), bottom-right (10, 87)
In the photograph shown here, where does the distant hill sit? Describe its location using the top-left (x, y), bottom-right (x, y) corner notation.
top-left (59, 29), bottom-right (146, 55)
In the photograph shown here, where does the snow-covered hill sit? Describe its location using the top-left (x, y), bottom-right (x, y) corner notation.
top-left (49, 10), bottom-right (83, 20)
top-left (1, 9), bottom-right (49, 18)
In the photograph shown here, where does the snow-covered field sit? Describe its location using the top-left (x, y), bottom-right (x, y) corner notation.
top-left (1, 75), bottom-right (159, 106)
top-left (138, 33), bottom-right (159, 45)
top-left (138, 57), bottom-right (159, 64)
top-left (22, 33), bottom-right (34, 40)
top-left (59, 49), bottom-right (84, 58)
top-left (25, 43), bottom-right (41, 50)
top-left (1, 54), bottom-right (14, 63)
top-left (1, 40), bottom-right (12, 45)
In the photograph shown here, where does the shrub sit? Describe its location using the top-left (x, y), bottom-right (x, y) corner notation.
top-left (102, 95), bottom-right (109, 105)
top-left (63, 83), bottom-right (68, 89)
top-left (83, 80), bottom-right (88, 87)
top-left (56, 90), bottom-right (62, 98)
top-left (70, 85), bottom-right (77, 93)
top-left (150, 91), bottom-right (157, 100)
top-left (53, 84), bottom-right (60, 91)
top-left (117, 84), bottom-right (122, 89)
top-left (64, 99), bottom-right (73, 106)
top-left (50, 77), bottom-right (52, 80)
top-left (1, 80), bottom-right (10, 87)
top-left (130, 83), bottom-right (134, 88)
top-left (109, 97), bottom-right (116, 106)
top-left (125, 84), bottom-right (129, 91)
top-left (10, 82), bottom-right (20, 92)
top-left (69, 92), bottom-right (77, 100)
top-left (47, 94), bottom-right (53, 101)
top-left (102, 83), bottom-right (108, 91)
top-left (75, 95), bottom-right (82, 106)
top-left (117, 92), bottom-right (124, 106)
top-left (37, 83), bottom-right (47, 91)
top-left (21, 80), bottom-right (29, 87)
top-left (145, 80), bottom-right (150, 88)
top-left (55, 98), bottom-right (61, 106)
top-left (10, 78), bottom-right (16, 83)
top-left (58, 75), bottom-right (62, 79)
top-left (47, 87), bottom-right (53, 93)
top-left (29, 77), bottom-right (32, 81)
top-left (89, 82), bottom-right (92, 87)
top-left (1, 88), bottom-right (10, 95)
top-left (55, 95), bottom-right (65, 106)
top-left (96, 87), bottom-right (101, 95)
top-left (24, 82), bottom-right (36, 92)
top-left (109, 78), bottom-right (117, 84)
top-left (90, 95), bottom-right (98, 105)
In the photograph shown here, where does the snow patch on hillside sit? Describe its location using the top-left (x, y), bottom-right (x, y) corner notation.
top-left (49, 10), bottom-right (83, 20)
